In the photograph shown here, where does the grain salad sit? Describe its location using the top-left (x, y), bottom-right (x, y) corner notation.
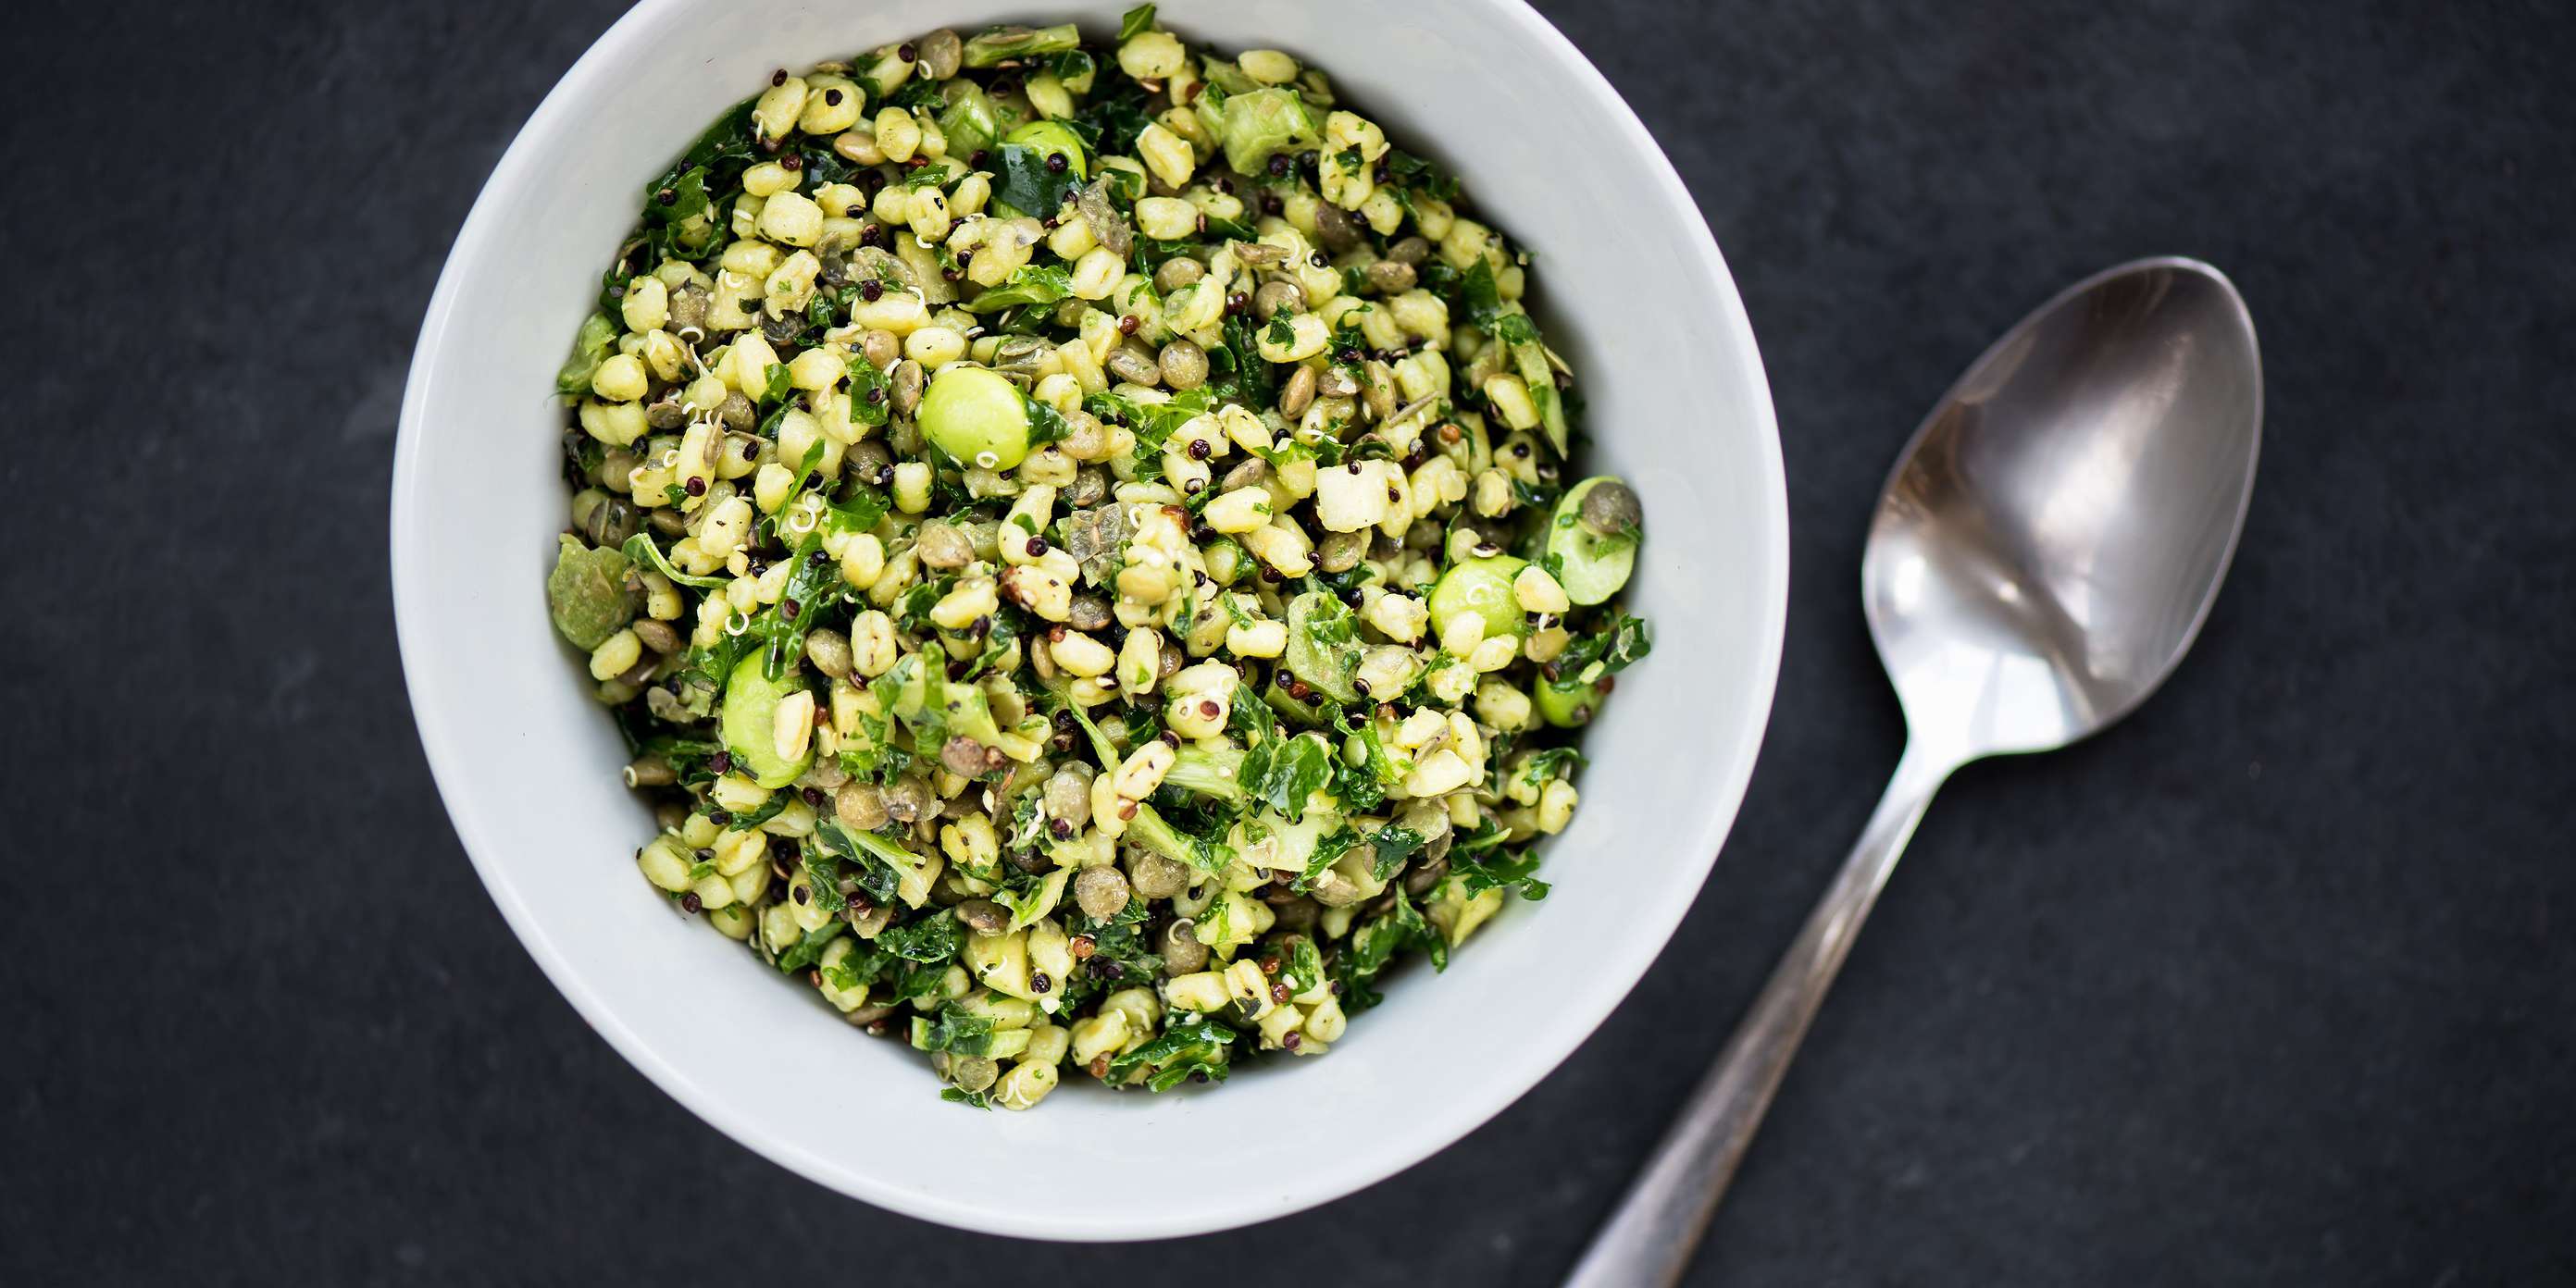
top-left (543, 6), bottom-right (1651, 1109)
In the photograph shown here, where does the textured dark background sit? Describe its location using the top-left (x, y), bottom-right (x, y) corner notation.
top-left (8, 0), bottom-right (2573, 1282)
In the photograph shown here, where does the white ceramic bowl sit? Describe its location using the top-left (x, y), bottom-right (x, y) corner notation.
top-left (392, 0), bottom-right (1786, 1241)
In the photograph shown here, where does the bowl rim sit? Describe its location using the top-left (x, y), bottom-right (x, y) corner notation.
top-left (390, 0), bottom-right (1788, 1240)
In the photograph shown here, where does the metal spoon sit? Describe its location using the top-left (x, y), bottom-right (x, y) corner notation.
top-left (1566, 257), bottom-right (2262, 1288)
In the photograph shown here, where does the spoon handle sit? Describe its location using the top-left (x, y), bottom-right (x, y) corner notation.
top-left (1564, 743), bottom-right (1953, 1288)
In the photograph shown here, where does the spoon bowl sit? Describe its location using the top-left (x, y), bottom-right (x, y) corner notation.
top-left (1569, 257), bottom-right (2260, 1288)
top-left (1868, 257), bottom-right (2262, 758)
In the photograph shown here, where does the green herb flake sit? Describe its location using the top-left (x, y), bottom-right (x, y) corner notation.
top-left (1106, 1015), bottom-right (1238, 1092)
top-left (1366, 823), bottom-right (1429, 881)
top-left (1242, 731), bottom-right (1333, 822)
top-left (965, 264), bottom-right (1076, 313)
top-left (775, 923), bottom-right (846, 973)
top-left (915, 1006), bottom-right (1000, 1056)
top-left (554, 314), bottom-right (617, 398)
top-left (991, 143), bottom-right (1084, 220)
top-left (1456, 848), bottom-right (1550, 901)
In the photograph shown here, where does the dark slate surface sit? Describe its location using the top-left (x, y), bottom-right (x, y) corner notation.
top-left (7, 0), bottom-right (2572, 1282)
